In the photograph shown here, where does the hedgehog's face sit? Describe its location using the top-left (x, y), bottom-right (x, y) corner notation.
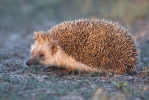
top-left (26, 41), bottom-right (58, 67)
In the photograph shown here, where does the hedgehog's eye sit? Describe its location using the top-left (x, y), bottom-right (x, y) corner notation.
top-left (39, 53), bottom-right (44, 58)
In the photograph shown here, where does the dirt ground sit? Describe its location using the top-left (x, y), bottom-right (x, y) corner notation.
top-left (0, 19), bottom-right (149, 100)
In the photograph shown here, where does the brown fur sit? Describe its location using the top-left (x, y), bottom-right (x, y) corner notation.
top-left (26, 19), bottom-right (140, 74)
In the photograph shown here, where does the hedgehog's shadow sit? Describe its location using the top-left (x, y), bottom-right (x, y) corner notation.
top-left (42, 66), bottom-right (119, 77)
top-left (42, 66), bottom-right (138, 77)
top-left (42, 66), bottom-right (80, 76)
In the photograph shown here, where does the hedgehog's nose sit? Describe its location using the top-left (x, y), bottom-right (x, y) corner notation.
top-left (26, 60), bottom-right (32, 66)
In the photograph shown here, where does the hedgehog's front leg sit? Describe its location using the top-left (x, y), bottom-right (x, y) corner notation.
top-left (43, 66), bottom-right (56, 72)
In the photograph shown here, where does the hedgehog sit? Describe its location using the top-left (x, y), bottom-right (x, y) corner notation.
top-left (26, 19), bottom-right (140, 74)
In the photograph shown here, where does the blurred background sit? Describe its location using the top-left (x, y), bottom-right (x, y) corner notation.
top-left (0, 0), bottom-right (149, 32)
top-left (0, 0), bottom-right (149, 66)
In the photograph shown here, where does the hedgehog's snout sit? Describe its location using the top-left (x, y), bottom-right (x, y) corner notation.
top-left (26, 59), bottom-right (32, 66)
top-left (26, 57), bottom-right (41, 66)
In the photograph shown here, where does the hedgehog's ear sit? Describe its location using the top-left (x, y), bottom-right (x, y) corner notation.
top-left (50, 42), bottom-right (58, 55)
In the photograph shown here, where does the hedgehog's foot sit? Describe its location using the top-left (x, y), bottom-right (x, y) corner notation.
top-left (43, 66), bottom-right (72, 73)
top-left (56, 67), bottom-right (73, 75)
top-left (66, 67), bottom-right (73, 72)
top-left (43, 66), bottom-right (54, 72)
top-left (43, 66), bottom-right (58, 71)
